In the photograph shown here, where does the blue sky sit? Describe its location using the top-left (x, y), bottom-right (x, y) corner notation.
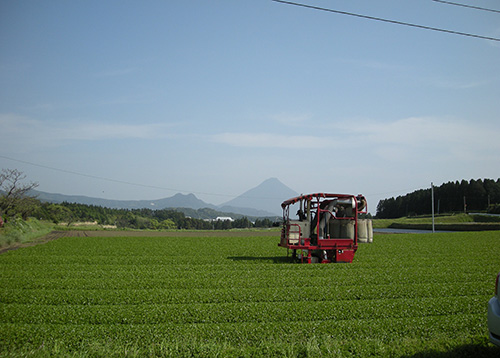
top-left (1, 0), bottom-right (499, 214)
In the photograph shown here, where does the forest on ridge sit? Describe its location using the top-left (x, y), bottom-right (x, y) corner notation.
top-left (376, 178), bottom-right (500, 219)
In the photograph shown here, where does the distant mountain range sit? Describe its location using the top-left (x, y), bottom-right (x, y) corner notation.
top-left (219, 178), bottom-right (298, 216)
top-left (32, 178), bottom-right (298, 217)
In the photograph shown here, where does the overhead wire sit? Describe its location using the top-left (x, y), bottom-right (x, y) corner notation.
top-left (431, 0), bottom-right (500, 14)
top-left (0, 155), bottom-right (439, 209)
top-left (0, 155), bottom-right (288, 201)
top-left (271, 0), bottom-right (500, 42)
top-left (0, 155), bottom-right (236, 199)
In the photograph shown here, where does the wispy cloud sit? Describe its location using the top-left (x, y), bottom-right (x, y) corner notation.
top-left (57, 121), bottom-right (171, 140)
top-left (0, 114), bottom-right (175, 151)
top-left (372, 117), bottom-right (494, 146)
top-left (335, 116), bottom-right (500, 161)
top-left (211, 132), bottom-right (331, 149)
top-left (30, 93), bottom-right (156, 112)
top-left (210, 117), bottom-right (500, 164)
top-left (271, 113), bottom-right (312, 126)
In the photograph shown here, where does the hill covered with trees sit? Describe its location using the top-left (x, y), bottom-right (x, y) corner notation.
top-left (33, 202), bottom-right (277, 230)
top-left (376, 179), bottom-right (500, 219)
top-left (0, 169), bottom-right (278, 230)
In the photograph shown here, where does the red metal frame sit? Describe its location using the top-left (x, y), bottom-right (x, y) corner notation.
top-left (279, 193), bottom-right (367, 263)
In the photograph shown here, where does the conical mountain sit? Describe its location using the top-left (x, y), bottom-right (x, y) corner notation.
top-left (219, 178), bottom-right (298, 216)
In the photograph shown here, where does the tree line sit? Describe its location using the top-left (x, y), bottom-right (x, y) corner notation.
top-left (0, 169), bottom-right (278, 230)
top-left (376, 178), bottom-right (500, 219)
top-left (33, 202), bottom-right (277, 230)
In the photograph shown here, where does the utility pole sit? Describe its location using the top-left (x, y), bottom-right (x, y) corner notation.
top-left (431, 182), bottom-right (435, 233)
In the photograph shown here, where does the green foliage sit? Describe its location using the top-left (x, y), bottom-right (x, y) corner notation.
top-left (471, 214), bottom-right (500, 223)
top-left (0, 218), bottom-right (54, 247)
top-left (232, 216), bottom-right (253, 228)
top-left (0, 170), bottom-right (278, 231)
top-left (0, 169), bottom-right (40, 220)
top-left (34, 203), bottom-right (74, 224)
top-left (158, 219), bottom-right (176, 230)
top-left (377, 178), bottom-right (500, 218)
top-left (0, 231), bottom-right (499, 357)
top-left (254, 217), bottom-right (275, 227)
top-left (35, 202), bottom-right (277, 230)
top-left (488, 204), bottom-right (500, 214)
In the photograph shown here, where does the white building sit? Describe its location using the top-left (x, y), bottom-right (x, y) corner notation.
top-left (215, 216), bottom-right (234, 222)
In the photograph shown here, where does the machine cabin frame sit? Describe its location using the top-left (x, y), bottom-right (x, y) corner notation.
top-left (279, 193), bottom-right (368, 263)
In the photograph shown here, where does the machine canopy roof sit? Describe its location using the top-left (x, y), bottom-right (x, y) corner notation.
top-left (281, 193), bottom-right (358, 208)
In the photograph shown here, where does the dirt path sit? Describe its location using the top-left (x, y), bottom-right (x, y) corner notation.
top-left (0, 230), bottom-right (89, 254)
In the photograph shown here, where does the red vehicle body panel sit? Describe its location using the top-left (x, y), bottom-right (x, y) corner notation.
top-left (279, 193), bottom-right (367, 263)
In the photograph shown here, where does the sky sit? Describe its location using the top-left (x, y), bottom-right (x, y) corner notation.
top-left (1, 0), bottom-right (499, 214)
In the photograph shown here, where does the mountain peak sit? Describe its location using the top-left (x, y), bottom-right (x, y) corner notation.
top-left (220, 178), bottom-right (298, 215)
top-left (258, 177), bottom-right (289, 189)
top-left (33, 179), bottom-right (297, 217)
top-left (261, 177), bottom-right (281, 185)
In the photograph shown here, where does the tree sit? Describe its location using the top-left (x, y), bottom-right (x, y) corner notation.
top-left (41, 203), bottom-right (74, 224)
top-left (254, 218), bottom-right (274, 228)
top-left (0, 169), bottom-right (39, 220)
top-left (375, 178), bottom-right (500, 218)
top-left (233, 217), bottom-right (252, 228)
top-left (158, 219), bottom-right (176, 230)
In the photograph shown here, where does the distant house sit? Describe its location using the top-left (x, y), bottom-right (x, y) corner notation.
top-left (215, 216), bottom-right (233, 222)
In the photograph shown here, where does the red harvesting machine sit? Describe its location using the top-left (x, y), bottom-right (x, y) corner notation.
top-left (279, 193), bottom-right (372, 263)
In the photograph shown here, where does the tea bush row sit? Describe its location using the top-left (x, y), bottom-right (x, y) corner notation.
top-left (0, 280), bottom-right (491, 306)
top-left (1, 232), bottom-right (499, 357)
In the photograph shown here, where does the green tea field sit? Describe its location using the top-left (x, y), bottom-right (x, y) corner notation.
top-left (1, 230), bottom-right (500, 357)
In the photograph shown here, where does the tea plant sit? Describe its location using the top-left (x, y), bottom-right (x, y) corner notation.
top-left (0, 232), bottom-right (499, 357)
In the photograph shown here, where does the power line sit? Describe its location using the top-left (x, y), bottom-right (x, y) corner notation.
top-left (432, 0), bottom-right (500, 14)
top-left (271, 0), bottom-right (500, 42)
top-left (0, 155), bottom-right (287, 201)
top-left (0, 155), bottom-right (235, 199)
top-left (1, 155), bottom-right (441, 207)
